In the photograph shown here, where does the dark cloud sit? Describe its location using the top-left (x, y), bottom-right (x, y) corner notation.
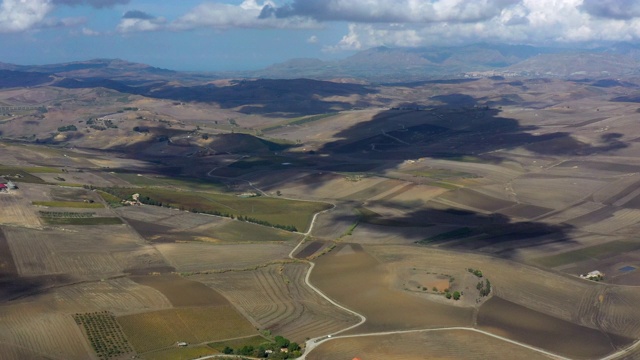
top-left (580, 0), bottom-right (640, 20)
top-left (53, 0), bottom-right (130, 8)
top-left (259, 0), bottom-right (519, 23)
top-left (123, 10), bottom-right (156, 20)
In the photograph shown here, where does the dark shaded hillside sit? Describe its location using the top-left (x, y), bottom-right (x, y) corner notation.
top-left (54, 77), bottom-right (376, 116)
top-left (0, 70), bottom-right (53, 88)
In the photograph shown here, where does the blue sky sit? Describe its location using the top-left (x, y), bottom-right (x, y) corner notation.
top-left (2, 0), bottom-right (640, 71)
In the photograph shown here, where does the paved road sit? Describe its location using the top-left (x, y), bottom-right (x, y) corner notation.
top-left (203, 166), bottom-right (640, 360)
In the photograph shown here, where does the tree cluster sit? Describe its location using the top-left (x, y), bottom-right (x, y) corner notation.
top-left (220, 335), bottom-right (301, 359)
top-left (58, 124), bottom-right (78, 132)
top-left (477, 279), bottom-right (491, 297)
top-left (467, 268), bottom-right (483, 277)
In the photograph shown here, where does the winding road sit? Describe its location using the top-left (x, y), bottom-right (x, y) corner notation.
top-left (199, 163), bottom-right (639, 360)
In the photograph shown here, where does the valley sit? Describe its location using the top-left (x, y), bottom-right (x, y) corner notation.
top-left (2, 65), bottom-right (640, 359)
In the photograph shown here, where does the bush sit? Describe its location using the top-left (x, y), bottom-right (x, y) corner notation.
top-left (58, 124), bottom-right (77, 132)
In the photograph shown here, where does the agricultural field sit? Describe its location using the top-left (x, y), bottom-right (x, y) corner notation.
top-left (5, 74), bottom-right (640, 360)
top-left (33, 200), bottom-right (104, 208)
top-left (117, 306), bottom-right (257, 353)
top-left (3, 224), bottom-right (163, 278)
top-left (155, 242), bottom-right (294, 272)
top-left (73, 311), bottom-right (134, 359)
top-left (310, 243), bottom-right (474, 334)
top-left (307, 330), bottom-right (557, 360)
top-left (104, 186), bottom-right (330, 231)
top-left (192, 263), bottom-right (360, 342)
top-left (119, 205), bottom-right (302, 243)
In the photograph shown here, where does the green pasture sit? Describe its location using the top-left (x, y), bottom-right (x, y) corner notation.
top-left (104, 187), bottom-right (330, 232)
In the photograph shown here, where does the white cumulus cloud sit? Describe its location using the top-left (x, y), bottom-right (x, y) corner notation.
top-left (171, 0), bottom-right (319, 30)
top-left (324, 0), bottom-right (640, 50)
top-left (0, 0), bottom-right (53, 33)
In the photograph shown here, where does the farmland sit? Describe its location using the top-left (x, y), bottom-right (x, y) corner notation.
top-left (103, 186), bottom-right (330, 231)
top-left (192, 263), bottom-right (360, 342)
top-left (4, 73), bottom-right (640, 360)
top-left (117, 306), bottom-right (257, 353)
top-left (74, 311), bottom-right (134, 359)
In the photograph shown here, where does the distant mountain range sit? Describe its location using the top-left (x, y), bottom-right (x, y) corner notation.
top-left (2, 43), bottom-right (640, 85)
top-left (239, 43), bottom-right (640, 81)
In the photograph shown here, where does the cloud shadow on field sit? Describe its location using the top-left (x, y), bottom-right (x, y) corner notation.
top-left (56, 78), bottom-right (377, 117)
top-left (318, 95), bottom-right (629, 167)
top-left (0, 275), bottom-right (75, 302)
top-left (354, 205), bottom-right (577, 258)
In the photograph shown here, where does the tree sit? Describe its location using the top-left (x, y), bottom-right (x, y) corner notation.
top-left (445, 292), bottom-right (452, 299)
top-left (274, 335), bottom-right (290, 349)
top-left (453, 291), bottom-right (461, 300)
top-left (222, 346), bottom-right (233, 354)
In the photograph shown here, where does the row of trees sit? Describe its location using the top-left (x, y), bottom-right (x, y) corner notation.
top-left (99, 187), bottom-right (299, 232)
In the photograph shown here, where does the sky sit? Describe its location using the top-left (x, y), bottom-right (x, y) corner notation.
top-left (2, 0), bottom-right (640, 71)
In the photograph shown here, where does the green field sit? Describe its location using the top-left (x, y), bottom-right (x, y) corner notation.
top-left (213, 221), bottom-right (303, 243)
top-left (104, 187), bottom-right (330, 232)
top-left (0, 165), bottom-right (61, 174)
top-left (261, 113), bottom-right (337, 132)
top-left (207, 335), bottom-right (269, 351)
top-left (41, 217), bottom-right (123, 225)
top-left (406, 169), bottom-right (479, 180)
top-left (33, 201), bottom-right (104, 208)
top-left (117, 307), bottom-right (257, 354)
top-left (144, 345), bottom-right (218, 360)
top-left (0, 166), bottom-right (46, 184)
top-left (113, 173), bottom-right (228, 192)
top-left (96, 190), bottom-right (122, 207)
top-left (210, 155), bottom-right (314, 177)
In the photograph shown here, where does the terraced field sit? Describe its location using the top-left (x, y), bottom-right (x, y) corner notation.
top-left (193, 263), bottom-right (360, 342)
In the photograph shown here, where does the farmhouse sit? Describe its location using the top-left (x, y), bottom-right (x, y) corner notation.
top-left (580, 270), bottom-right (604, 281)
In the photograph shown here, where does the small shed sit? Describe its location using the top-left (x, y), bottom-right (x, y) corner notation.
top-left (6, 181), bottom-right (16, 189)
top-left (0, 183), bottom-right (7, 192)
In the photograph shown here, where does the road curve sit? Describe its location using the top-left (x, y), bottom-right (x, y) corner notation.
top-left (202, 167), bottom-right (638, 360)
